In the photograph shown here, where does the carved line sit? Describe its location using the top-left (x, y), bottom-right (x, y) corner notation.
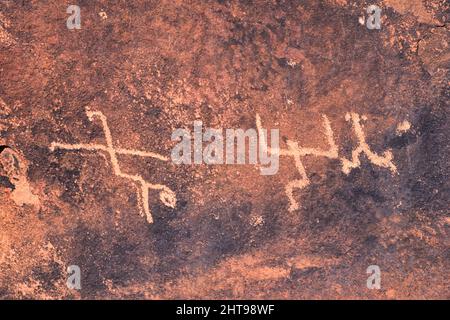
top-left (256, 112), bottom-right (398, 212)
top-left (50, 109), bottom-right (176, 224)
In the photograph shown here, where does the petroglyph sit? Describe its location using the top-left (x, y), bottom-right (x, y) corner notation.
top-left (341, 112), bottom-right (397, 175)
top-left (49, 109), bottom-right (176, 224)
top-left (257, 112), bottom-right (402, 212)
top-left (50, 108), bottom-right (405, 221)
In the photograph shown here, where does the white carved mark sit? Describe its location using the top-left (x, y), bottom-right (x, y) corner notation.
top-left (50, 108), bottom-right (176, 224)
top-left (257, 112), bottom-right (399, 212)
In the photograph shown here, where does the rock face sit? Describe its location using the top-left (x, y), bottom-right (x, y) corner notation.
top-left (0, 0), bottom-right (448, 299)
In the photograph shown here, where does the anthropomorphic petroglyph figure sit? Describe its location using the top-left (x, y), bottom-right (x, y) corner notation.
top-left (50, 108), bottom-right (404, 221)
top-left (340, 112), bottom-right (397, 175)
top-left (50, 108), bottom-right (176, 224)
top-left (256, 112), bottom-right (401, 212)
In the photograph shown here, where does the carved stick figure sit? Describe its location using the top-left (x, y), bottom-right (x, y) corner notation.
top-left (341, 112), bottom-right (397, 175)
top-left (257, 112), bottom-right (399, 212)
top-left (50, 108), bottom-right (176, 223)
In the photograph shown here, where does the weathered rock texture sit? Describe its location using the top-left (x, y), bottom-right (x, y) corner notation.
top-left (0, 0), bottom-right (448, 299)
